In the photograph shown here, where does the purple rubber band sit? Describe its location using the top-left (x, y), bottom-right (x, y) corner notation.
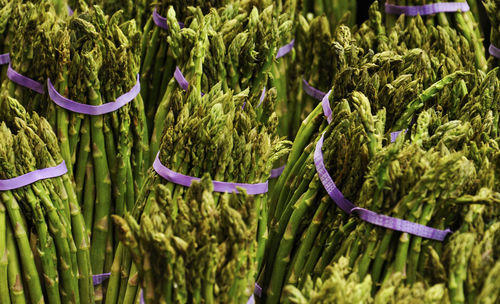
top-left (7, 64), bottom-right (45, 94)
top-left (385, 2), bottom-right (470, 16)
top-left (92, 272), bottom-right (111, 285)
top-left (47, 74), bottom-right (140, 115)
top-left (67, 5), bottom-right (73, 16)
top-left (314, 133), bottom-right (452, 241)
top-left (489, 44), bottom-right (500, 59)
top-left (302, 77), bottom-right (327, 101)
top-left (153, 7), bottom-right (184, 30)
top-left (0, 161), bottom-right (67, 191)
top-left (276, 39), bottom-right (295, 59)
top-left (390, 129), bottom-right (408, 143)
top-left (270, 165), bottom-right (285, 179)
top-left (322, 90), bottom-right (333, 124)
top-left (174, 67), bottom-right (204, 96)
top-left (0, 53), bottom-right (10, 65)
top-left (153, 153), bottom-right (268, 195)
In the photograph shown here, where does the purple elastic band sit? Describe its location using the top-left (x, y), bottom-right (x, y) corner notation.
top-left (67, 5), bottom-right (73, 16)
top-left (276, 40), bottom-right (295, 59)
top-left (47, 74), bottom-right (140, 115)
top-left (153, 153), bottom-right (268, 195)
top-left (174, 67), bottom-right (204, 96)
top-left (0, 53), bottom-right (10, 65)
top-left (489, 44), bottom-right (500, 59)
top-left (390, 129), bottom-right (408, 143)
top-left (385, 2), bottom-right (470, 16)
top-left (153, 7), bottom-right (184, 30)
top-left (0, 161), bottom-right (67, 191)
top-left (302, 77), bottom-right (327, 101)
top-left (270, 165), bottom-right (285, 179)
top-left (92, 272), bottom-right (111, 285)
top-left (314, 133), bottom-right (452, 241)
top-left (7, 64), bottom-right (45, 94)
top-left (322, 90), bottom-right (333, 124)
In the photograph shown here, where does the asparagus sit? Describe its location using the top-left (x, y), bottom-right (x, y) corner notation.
top-left (0, 95), bottom-right (94, 303)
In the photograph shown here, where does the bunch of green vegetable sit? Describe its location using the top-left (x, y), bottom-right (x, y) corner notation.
top-left (0, 95), bottom-right (93, 304)
top-left (48, 8), bottom-right (149, 299)
top-left (105, 60), bottom-right (284, 303)
top-left (149, 2), bottom-right (279, 162)
top-left (258, 6), bottom-right (500, 301)
top-left (113, 176), bottom-right (257, 304)
top-left (139, 0), bottom-right (231, 133)
top-left (2, 6), bottom-right (150, 299)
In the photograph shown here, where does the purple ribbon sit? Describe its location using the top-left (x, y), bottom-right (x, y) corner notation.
top-left (385, 2), bottom-right (470, 16)
top-left (174, 66), bottom-right (204, 96)
top-left (270, 165), bottom-right (285, 179)
top-left (152, 7), bottom-right (184, 30)
top-left (314, 132), bottom-right (452, 241)
top-left (276, 40), bottom-right (295, 59)
top-left (390, 129), bottom-right (408, 143)
top-left (0, 53), bottom-right (10, 65)
top-left (0, 161), bottom-right (67, 191)
top-left (302, 77), bottom-right (327, 101)
top-left (153, 153), bottom-right (268, 195)
top-left (7, 64), bottom-right (45, 94)
top-left (489, 44), bottom-right (500, 59)
top-left (92, 272), bottom-right (111, 285)
top-left (47, 74), bottom-right (140, 115)
top-left (67, 5), bottom-right (73, 16)
top-left (322, 90), bottom-right (333, 124)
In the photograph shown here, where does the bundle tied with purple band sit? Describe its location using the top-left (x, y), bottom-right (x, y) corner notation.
top-left (314, 132), bottom-right (452, 241)
top-left (385, 1), bottom-right (470, 16)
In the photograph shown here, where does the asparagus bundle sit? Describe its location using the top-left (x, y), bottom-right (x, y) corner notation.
top-left (139, 0), bottom-right (231, 133)
top-left (113, 176), bottom-right (257, 304)
top-left (3, 5), bottom-right (150, 295)
top-left (483, 0), bottom-right (500, 68)
top-left (46, 7), bottom-right (149, 297)
top-left (0, 95), bottom-right (93, 303)
top-left (149, 2), bottom-right (279, 162)
top-left (259, 7), bottom-right (500, 301)
top-left (382, 0), bottom-right (487, 71)
top-left (106, 70), bottom-right (283, 303)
